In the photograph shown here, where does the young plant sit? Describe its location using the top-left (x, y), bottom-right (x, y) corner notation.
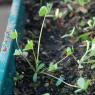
top-left (61, 27), bottom-right (76, 39)
top-left (76, 39), bottom-right (95, 68)
top-left (75, 77), bottom-right (90, 93)
top-left (87, 17), bottom-right (95, 29)
top-left (10, 2), bottom-right (80, 91)
top-left (76, 0), bottom-right (90, 6)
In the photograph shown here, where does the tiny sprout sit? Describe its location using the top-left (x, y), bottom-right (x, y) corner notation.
top-left (76, 0), bottom-right (90, 6)
top-left (10, 30), bottom-right (18, 39)
top-left (66, 47), bottom-right (73, 56)
top-left (14, 49), bottom-right (22, 56)
top-left (91, 38), bottom-right (95, 50)
top-left (48, 63), bottom-right (58, 72)
top-left (42, 93), bottom-right (50, 95)
top-left (87, 17), bottom-right (95, 28)
top-left (77, 77), bottom-right (90, 91)
top-left (39, 6), bottom-right (48, 16)
top-left (56, 76), bottom-right (64, 86)
top-left (14, 72), bottom-right (24, 82)
top-left (61, 27), bottom-right (76, 38)
top-left (23, 40), bottom-right (33, 51)
top-left (55, 8), bottom-right (62, 18)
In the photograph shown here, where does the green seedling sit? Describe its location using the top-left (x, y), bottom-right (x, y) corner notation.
top-left (23, 40), bottom-right (33, 51)
top-left (39, 3), bottom-right (53, 17)
top-left (10, 30), bottom-right (18, 39)
top-left (77, 39), bottom-right (95, 68)
top-left (76, 0), bottom-right (90, 6)
top-left (55, 8), bottom-right (62, 18)
top-left (79, 32), bottom-right (89, 41)
top-left (14, 72), bottom-right (24, 85)
top-left (56, 76), bottom-right (64, 86)
top-left (66, 47), bottom-right (73, 56)
top-left (42, 93), bottom-right (50, 95)
top-left (77, 77), bottom-right (90, 91)
top-left (87, 17), bottom-right (95, 28)
top-left (61, 27), bottom-right (76, 38)
top-left (48, 63), bottom-right (58, 72)
top-left (10, 2), bottom-right (82, 91)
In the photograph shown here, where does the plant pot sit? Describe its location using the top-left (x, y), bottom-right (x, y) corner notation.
top-left (0, 0), bottom-right (25, 94)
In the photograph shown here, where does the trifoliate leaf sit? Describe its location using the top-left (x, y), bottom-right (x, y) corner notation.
top-left (23, 40), bottom-right (33, 51)
top-left (10, 30), bottom-right (18, 39)
top-left (48, 63), bottom-right (58, 72)
top-left (14, 49), bottom-right (22, 56)
top-left (77, 77), bottom-right (89, 90)
top-left (56, 76), bottom-right (64, 86)
top-left (39, 6), bottom-right (48, 16)
top-left (66, 47), bottom-right (72, 56)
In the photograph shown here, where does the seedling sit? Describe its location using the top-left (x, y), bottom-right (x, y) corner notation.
top-left (42, 93), bottom-right (50, 95)
top-left (10, 2), bottom-right (86, 92)
top-left (87, 17), bottom-right (95, 28)
top-left (76, 39), bottom-right (95, 68)
top-left (56, 76), bottom-right (64, 86)
top-left (48, 63), bottom-right (58, 72)
top-left (66, 47), bottom-right (73, 56)
top-left (77, 77), bottom-right (90, 91)
top-left (76, 0), bottom-right (90, 6)
top-left (61, 27), bottom-right (76, 38)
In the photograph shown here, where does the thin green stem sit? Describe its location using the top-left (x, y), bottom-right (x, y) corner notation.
top-left (33, 48), bottom-right (37, 64)
top-left (42, 72), bottom-right (78, 88)
top-left (55, 56), bottom-right (68, 65)
top-left (36, 15), bottom-right (46, 64)
top-left (16, 38), bottom-right (35, 71)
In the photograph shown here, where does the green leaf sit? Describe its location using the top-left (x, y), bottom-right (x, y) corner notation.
top-left (56, 76), bottom-right (64, 86)
top-left (91, 64), bottom-right (95, 69)
top-left (76, 0), bottom-right (89, 6)
top-left (66, 47), bottom-right (73, 56)
top-left (37, 63), bottom-right (45, 72)
top-left (39, 6), bottom-right (48, 16)
top-left (33, 73), bottom-right (37, 82)
top-left (79, 33), bottom-right (89, 41)
top-left (77, 77), bottom-right (89, 90)
top-left (23, 40), bottom-right (33, 51)
top-left (10, 30), bottom-right (18, 39)
top-left (48, 63), bottom-right (58, 72)
top-left (42, 93), bottom-right (50, 95)
top-left (91, 38), bottom-right (95, 50)
top-left (74, 89), bottom-right (82, 93)
top-left (14, 49), bottom-right (22, 56)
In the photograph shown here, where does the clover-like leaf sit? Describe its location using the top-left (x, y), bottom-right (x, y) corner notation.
top-left (66, 47), bottom-right (73, 56)
top-left (23, 40), bottom-right (33, 51)
top-left (39, 6), bottom-right (48, 16)
top-left (56, 76), bottom-right (64, 86)
top-left (77, 77), bottom-right (90, 90)
top-left (48, 63), bottom-right (58, 72)
top-left (10, 30), bottom-right (18, 39)
top-left (14, 49), bottom-right (22, 56)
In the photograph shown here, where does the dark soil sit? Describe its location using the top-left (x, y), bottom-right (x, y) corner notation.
top-left (14, 0), bottom-right (95, 95)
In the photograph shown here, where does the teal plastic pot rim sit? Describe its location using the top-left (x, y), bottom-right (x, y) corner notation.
top-left (0, 0), bottom-right (24, 94)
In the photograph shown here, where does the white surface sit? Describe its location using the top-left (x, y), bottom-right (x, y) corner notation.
top-left (0, 5), bottom-right (10, 47)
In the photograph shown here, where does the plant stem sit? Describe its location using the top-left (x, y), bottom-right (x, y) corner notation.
top-left (36, 15), bottom-right (46, 64)
top-left (55, 56), bottom-right (68, 65)
top-left (42, 72), bottom-right (78, 88)
top-left (16, 38), bottom-right (35, 71)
